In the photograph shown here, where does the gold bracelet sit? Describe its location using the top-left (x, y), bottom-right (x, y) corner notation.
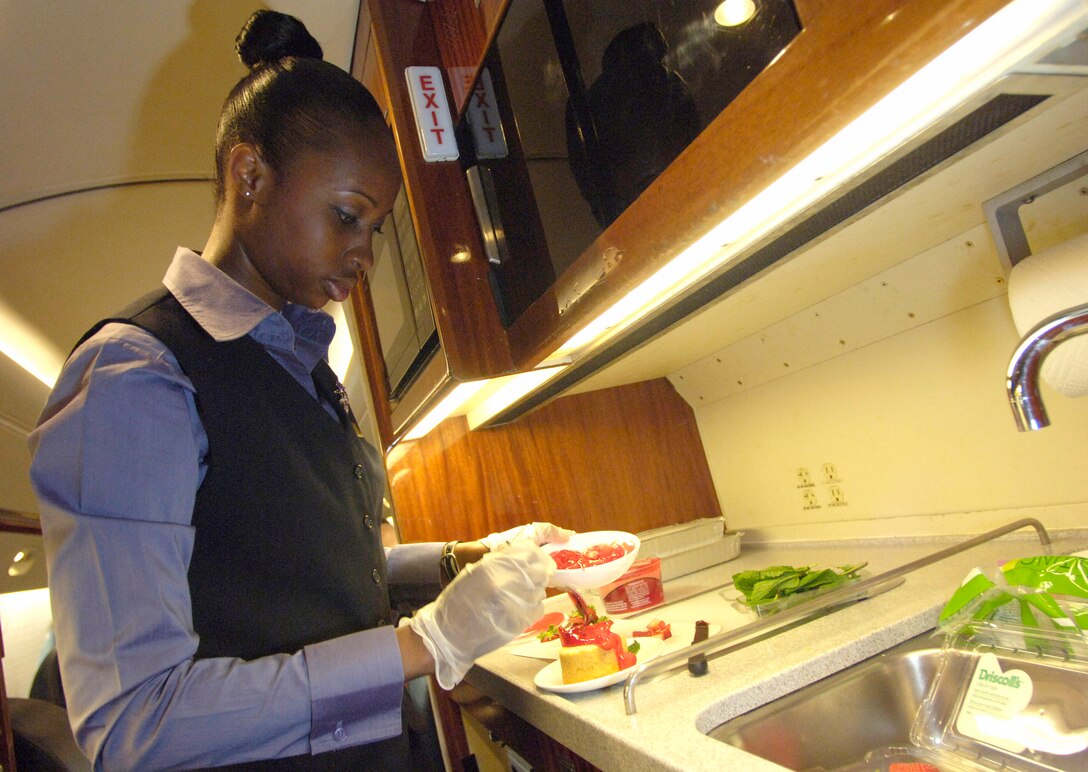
top-left (441, 540), bottom-right (460, 583)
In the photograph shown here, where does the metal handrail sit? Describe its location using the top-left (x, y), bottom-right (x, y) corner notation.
top-left (622, 517), bottom-right (1052, 714)
top-left (0, 508), bottom-right (42, 535)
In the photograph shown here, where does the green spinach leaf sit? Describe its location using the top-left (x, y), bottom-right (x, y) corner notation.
top-left (732, 563), bottom-right (867, 608)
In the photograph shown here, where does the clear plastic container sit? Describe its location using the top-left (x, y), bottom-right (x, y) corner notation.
top-left (834, 744), bottom-right (975, 771)
top-left (755, 573), bottom-right (867, 617)
top-left (729, 572), bottom-right (867, 617)
top-left (910, 621), bottom-right (1088, 771)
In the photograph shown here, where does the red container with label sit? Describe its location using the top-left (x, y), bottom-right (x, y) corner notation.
top-left (598, 557), bottom-right (664, 614)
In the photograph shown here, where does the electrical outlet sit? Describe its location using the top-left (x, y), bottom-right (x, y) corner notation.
top-left (828, 485), bottom-right (847, 506)
top-left (796, 467), bottom-right (813, 487)
top-left (822, 462), bottom-right (839, 483)
top-left (801, 489), bottom-right (820, 509)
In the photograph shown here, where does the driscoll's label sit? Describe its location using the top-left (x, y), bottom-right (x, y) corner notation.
top-left (977, 667), bottom-right (1023, 688)
top-left (951, 652), bottom-right (1088, 757)
top-left (956, 653), bottom-right (1033, 753)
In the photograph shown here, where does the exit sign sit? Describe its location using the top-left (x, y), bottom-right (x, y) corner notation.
top-left (405, 66), bottom-right (458, 162)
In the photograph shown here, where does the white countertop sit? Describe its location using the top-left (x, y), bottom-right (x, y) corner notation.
top-left (467, 527), bottom-right (1088, 771)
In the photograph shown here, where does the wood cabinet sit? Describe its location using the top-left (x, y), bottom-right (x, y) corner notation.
top-left (425, 0), bottom-right (511, 118)
top-left (385, 377), bottom-right (722, 544)
top-left (451, 682), bottom-right (600, 772)
top-left (356, 0), bottom-right (516, 382)
top-left (350, 0), bottom-right (1024, 449)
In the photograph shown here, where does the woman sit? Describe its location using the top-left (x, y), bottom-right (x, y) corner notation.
top-left (29, 10), bottom-right (568, 770)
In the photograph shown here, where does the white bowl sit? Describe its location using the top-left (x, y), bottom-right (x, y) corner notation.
top-left (542, 530), bottom-right (640, 589)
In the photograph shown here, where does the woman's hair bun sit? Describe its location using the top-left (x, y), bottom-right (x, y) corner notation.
top-left (236, 9), bottom-right (323, 70)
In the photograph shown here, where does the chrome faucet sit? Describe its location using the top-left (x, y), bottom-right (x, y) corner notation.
top-left (1007, 301), bottom-right (1088, 431)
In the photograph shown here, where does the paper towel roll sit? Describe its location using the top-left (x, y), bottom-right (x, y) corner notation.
top-left (1007, 231), bottom-right (1088, 398)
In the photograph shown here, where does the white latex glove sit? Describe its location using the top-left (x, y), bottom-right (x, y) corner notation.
top-left (411, 541), bottom-right (554, 689)
top-left (479, 521), bottom-right (574, 552)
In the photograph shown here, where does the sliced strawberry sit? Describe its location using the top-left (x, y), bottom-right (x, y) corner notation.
top-left (523, 611), bottom-right (565, 635)
top-left (632, 619), bottom-right (672, 639)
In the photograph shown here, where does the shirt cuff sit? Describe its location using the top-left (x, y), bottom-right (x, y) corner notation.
top-left (386, 542), bottom-right (444, 614)
top-left (304, 625), bottom-right (405, 753)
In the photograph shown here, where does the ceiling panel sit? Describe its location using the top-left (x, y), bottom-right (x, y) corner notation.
top-left (0, 1), bottom-right (361, 210)
top-left (0, 1), bottom-right (362, 514)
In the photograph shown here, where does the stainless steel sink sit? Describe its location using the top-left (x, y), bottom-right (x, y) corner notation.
top-left (707, 630), bottom-right (942, 771)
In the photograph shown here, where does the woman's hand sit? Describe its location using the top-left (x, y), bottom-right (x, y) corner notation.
top-left (410, 542), bottom-right (553, 688)
top-left (478, 522), bottom-right (575, 551)
top-left (442, 522), bottom-right (572, 584)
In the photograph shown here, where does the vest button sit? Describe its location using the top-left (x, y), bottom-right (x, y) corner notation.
top-left (364, 514), bottom-right (375, 529)
top-left (378, 617), bottom-right (389, 626)
top-left (353, 463), bottom-right (365, 479)
top-left (371, 568), bottom-right (382, 585)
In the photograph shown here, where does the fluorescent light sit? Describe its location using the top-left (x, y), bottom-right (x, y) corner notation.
top-left (553, 0), bottom-right (1086, 360)
top-left (0, 298), bottom-right (63, 388)
top-left (466, 364), bottom-right (569, 429)
top-left (715, 0), bottom-right (757, 27)
top-left (326, 302), bottom-right (355, 381)
top-left (402, 380), bottom-right (489, 440)
top-left (401, 363), bottom-right (570, 439)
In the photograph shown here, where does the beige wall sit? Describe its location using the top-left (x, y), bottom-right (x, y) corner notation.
top-left (686, 172), bottom-right (1088, 541)
top-left (645, 75), bottom-right (1088, 543)
top-left (694, 293), bottom-right (1088, 541)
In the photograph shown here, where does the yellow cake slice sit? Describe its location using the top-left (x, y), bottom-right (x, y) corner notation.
top-left (559, 643), bottom-right (619, 684)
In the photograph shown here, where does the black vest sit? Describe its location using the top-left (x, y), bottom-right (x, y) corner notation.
top-left (82, 288), bottom-right (423, 770)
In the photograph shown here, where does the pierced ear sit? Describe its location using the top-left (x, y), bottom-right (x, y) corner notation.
top-left (226, 143), bottom-right (268, 200)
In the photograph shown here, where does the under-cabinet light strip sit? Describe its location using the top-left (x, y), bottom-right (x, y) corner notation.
top-left (553, 0), bottom-right (1087, 360)
top-left (402, 380), bottom-right (490, 441)
top-left (465, 364), bottom-right (570, 430)
top-left (400, 364), bottom-right (571, 441)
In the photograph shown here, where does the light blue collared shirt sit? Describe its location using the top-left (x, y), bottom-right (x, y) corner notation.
top-left (29, 248), bottom-right (442, 770)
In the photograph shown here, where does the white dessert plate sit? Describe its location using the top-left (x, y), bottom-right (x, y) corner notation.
top-left (509, 619), bottom-right (721, 660)
top-left (543, 530), bottom-right (641, 589)
top-left (533, 636), bottom-right (665, 694)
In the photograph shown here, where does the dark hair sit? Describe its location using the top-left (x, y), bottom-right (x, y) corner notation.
top-left (602, 23), bottom-right (668, 73)
top-left (214, 10), bottom-right (386, 202)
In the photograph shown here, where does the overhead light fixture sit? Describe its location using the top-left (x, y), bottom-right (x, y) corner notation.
top-left (8, 549), bottom-right (35, 578)
top-left (554, 0), bottom-right (1086, 362)
top-left (0, 298), bottom-right (63, 388)
top-left (715, 0), bottom-right (757, 27)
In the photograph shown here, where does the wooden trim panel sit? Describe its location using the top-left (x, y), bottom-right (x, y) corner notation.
top-left (792, 0), bottom-right (827, 27)
top-left (427, 0), bottom-right (512, 117)
top-left (386, 378), bottom-right (722, 543)
top-left (366, 0), bottom-right (516, 381)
